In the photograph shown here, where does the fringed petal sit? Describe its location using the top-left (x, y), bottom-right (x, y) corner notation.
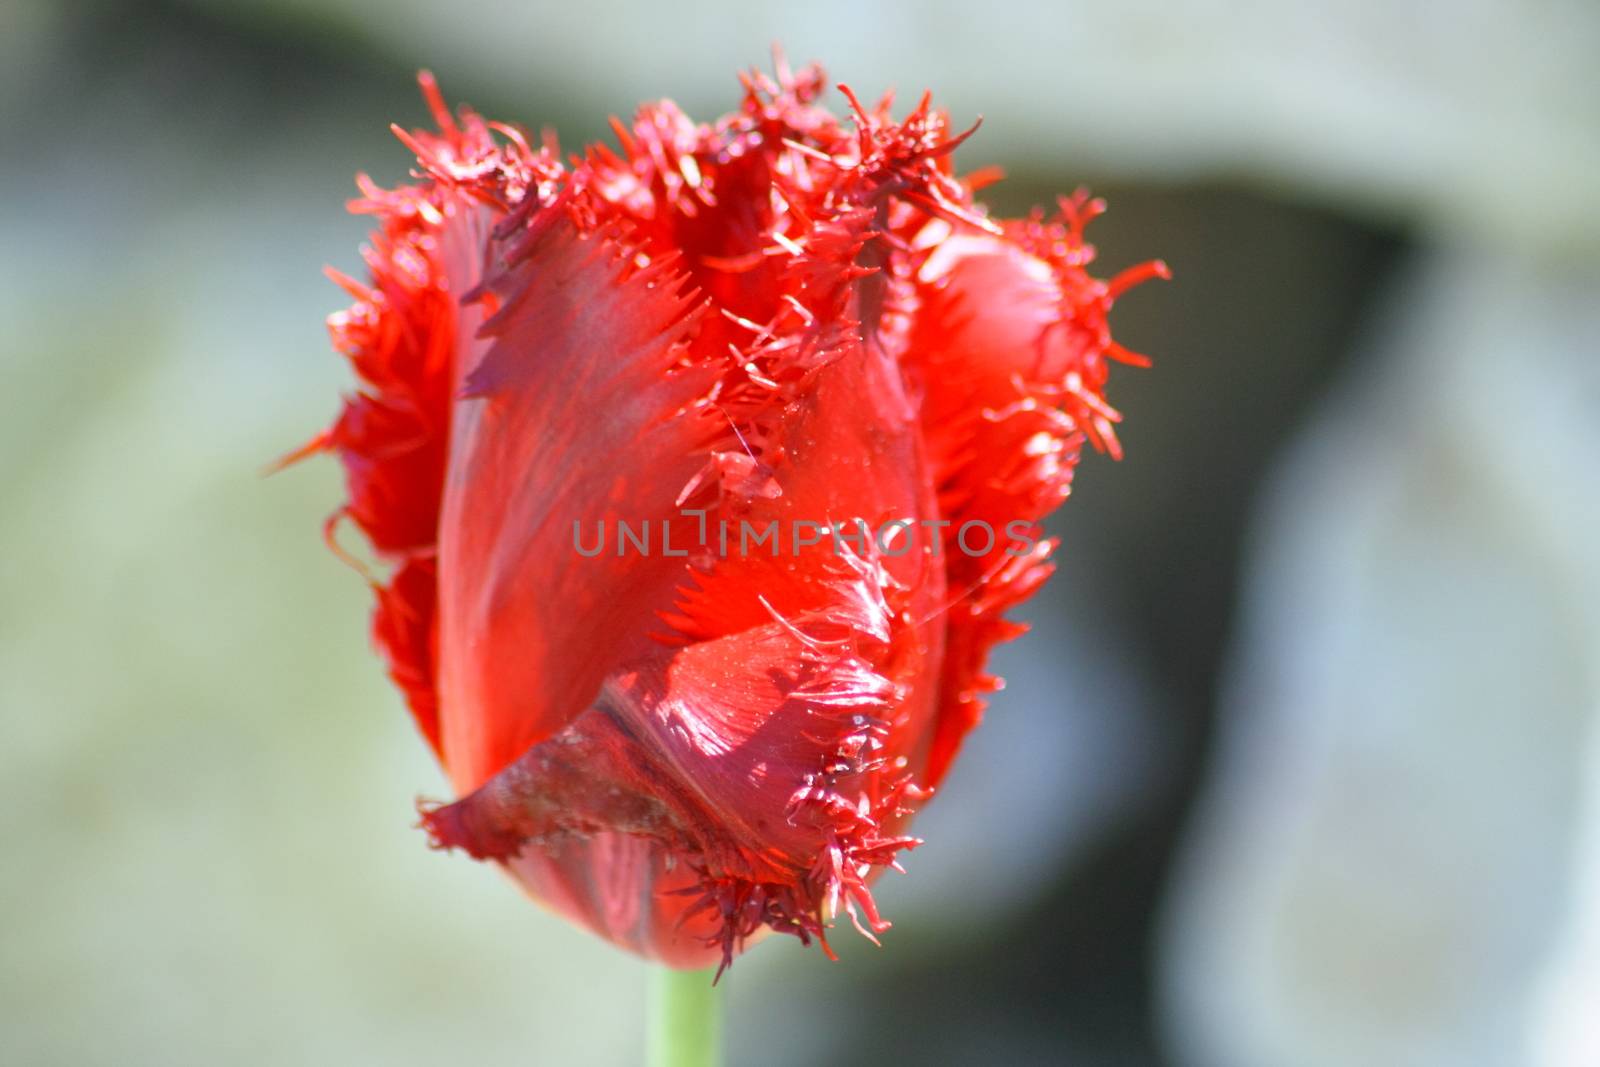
top-left (306, 76), bottom-right (539, 754)
top-left (903, 196), bottom-right (1168, 787)
top-left (435, 199), bottom-right (723, 793)
top-left (423, 547), bottom-right (924, 972)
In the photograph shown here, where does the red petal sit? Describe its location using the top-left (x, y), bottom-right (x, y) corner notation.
top-left (372, 556), bottom-right (442, 755)
top-left (320, 202), bottom-right (495, 752)
top-left (423, 550), bottom-right (921, 970)
top-left (435, 206), bottom-right (719, 793)
top-left (307, 76), bottom-right (547, 757)
top-left (904, 212), bottom-right (1160, 787)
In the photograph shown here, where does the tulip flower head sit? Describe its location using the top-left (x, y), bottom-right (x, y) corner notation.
top-left (303, 59), bottom-right (1166, 974)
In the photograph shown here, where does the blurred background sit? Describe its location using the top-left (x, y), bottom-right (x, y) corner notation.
top-left (3, 1), bottom-right (1596, 1064)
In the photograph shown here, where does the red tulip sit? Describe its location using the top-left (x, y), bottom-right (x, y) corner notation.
top-left (302, 61), bottom-right (1166, 972)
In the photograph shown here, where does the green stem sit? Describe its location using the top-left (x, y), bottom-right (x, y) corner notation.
top-left (647, 966), bottom-right (722, 1067)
